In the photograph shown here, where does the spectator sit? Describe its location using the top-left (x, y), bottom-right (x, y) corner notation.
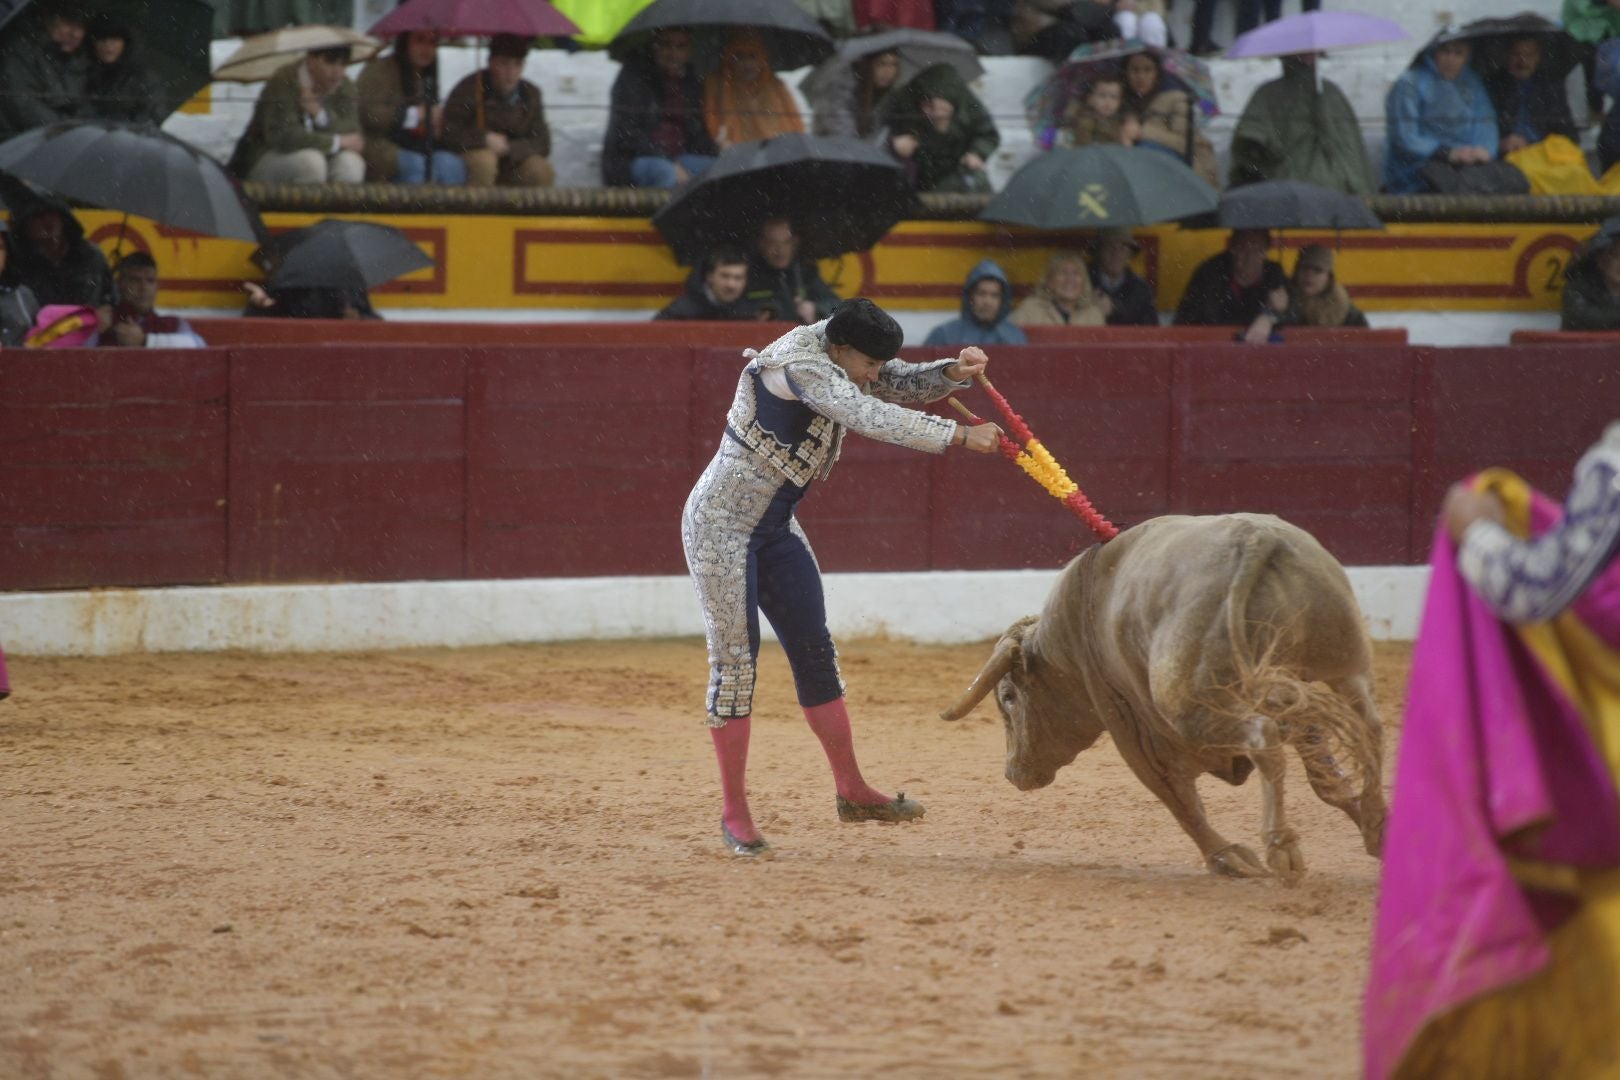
top-left (1173, 227), bottom-right (1287, 342)
top-left (96, 253), bottom-right (207, 348)
top-left (1282, 244), bottom-right (1367, 328)
top-left (704, 29), bottom-right (804, 149)
top-left (1228, 53), bottom-right (1375, 195)
top-left (1561, 230), bottom-right (1620, 331)
top-left (881, 62), bottom-right (998, 193)
top-left (0, 223), bottom-right (43, 348)
top-left (7, 202), bottom-right (114, 313)
top-left (1061, 71), bottom-right (1142, 148)
top-left (0, 4), bottom-right (88, 140)
top-left (602, 27), bottom-right (718, 189)
top-left (855, 0), bottom-right (935, 29)
top-left (1010, 251), bottom-right (1107, 326)
top-left (1011, 0), bottom-right (1115, 63)
top-left (745, 218), bottom-right (841, 324)
top-left (1384, 39), bottom-right (1500, 195)
top-left (82, 15), bottom-right (161, 124)
top-left (655, 245), bottom-right (759, 320)
top-left (443, 34), bottom-right (553, 187)
top-left (227, 47), bottom-right (364, 184)
top-left (1562, 0), bottom-right (1620, 119)
top-left (242, 281), bottom-right (379, 320)
top-left (795, 0), bottom-right (857, 37)
top-left (936, 0), bottom-right (1015, 53)
top-left (1484, 35), bottom-right (1578, 156)
top-left (1112, 0), bottom-right (1168, 48)
top-left (807, 46), bottom-right (900, 139)
top-left (358, 31), bottom-right (466, 185)
top-left (924, 259), bottom-right (1028, 345)
top-left (1089, 227), bottom-right (1157, 325)
top-left (1123, 51), bottom-right (1219, 186)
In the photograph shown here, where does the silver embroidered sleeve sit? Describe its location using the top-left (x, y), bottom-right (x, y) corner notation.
top-left (872, 357), bottom-right (972, 404)
top-left (787, 360), bottom-right (956, 454)
top-left (1458, 459), bottom-right (1620, 624)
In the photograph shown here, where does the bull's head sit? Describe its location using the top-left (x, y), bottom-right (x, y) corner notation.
top-left (940, 616), bottom-right (1101, 791)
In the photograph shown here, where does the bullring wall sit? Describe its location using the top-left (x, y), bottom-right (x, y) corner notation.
top-left (3, 343), bottom-right (1615, 592)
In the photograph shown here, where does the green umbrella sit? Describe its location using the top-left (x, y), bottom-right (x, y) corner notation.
top-left (981, 145), bottom-right (1218, 230)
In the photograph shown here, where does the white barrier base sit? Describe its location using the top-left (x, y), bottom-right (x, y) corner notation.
top-left (1, 567), bottom-right (1429, 657)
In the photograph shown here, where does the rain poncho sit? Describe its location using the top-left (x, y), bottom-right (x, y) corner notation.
top-left (1383, 50), bottom-right (1500, 194)
top-left (703, 31), bottom-right (804, 145)
top-left (880, 62), bottom-right (999, 193)
top-left (1229, 57), bottom-right (1376, 196)
top-left (924, 259), bottom-right (1028, 346)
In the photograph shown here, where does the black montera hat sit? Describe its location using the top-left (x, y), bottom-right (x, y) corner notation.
top-left (826, 298), bottom-right (902, 362)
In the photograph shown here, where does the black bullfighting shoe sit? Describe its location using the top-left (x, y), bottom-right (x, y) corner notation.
top-left (721, 820), bottom-right (772, 857)
top-left (836, 792), bottom-right (926, 823)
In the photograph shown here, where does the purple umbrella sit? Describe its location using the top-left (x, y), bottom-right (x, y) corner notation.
top-left (1224, 10), bottom-right (1408, 59)
top-left (370, 0), bottom-right (580, 38)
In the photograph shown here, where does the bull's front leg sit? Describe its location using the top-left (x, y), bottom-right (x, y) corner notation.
top-left (1110, 726), bottom-right (1268, 878)
top-left (1246, 715), bottom-right (1304, 883)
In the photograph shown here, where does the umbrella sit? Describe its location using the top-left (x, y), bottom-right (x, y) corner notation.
top-left (1443, 14), bottom-right (1581, 82)
top-left (1224, 11), bottom-right (1408, 59)
top-left (981, 145), bottom-right (1218, 230)
top-left (0, 120), bottom-right (265, 243)
top-left (1183, 180), bottom-right (1383, 230)
top-left (652, 132), bottom-right (913, 264)
top-left (369, 0), bottom-right (580, 38)
top-left (213, 25), bottom-right (383, 83)
top-left (799, 28), bottom-right (984, 99)
top-left (257, 220), bottom-right (434, 292)
top-left (550, 0), bottom-right (654, 47)
top-left (610, 0), bottom-right (835, 72)
top-left (1025, 39), bottom-right (1217, 148)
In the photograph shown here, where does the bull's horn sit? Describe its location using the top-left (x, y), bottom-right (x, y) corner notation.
top-left (939, 635), bottom-right (1019, 721)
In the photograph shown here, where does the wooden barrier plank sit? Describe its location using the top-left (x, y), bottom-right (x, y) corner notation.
top-left (228, 346), bottom-right (467, 582)
top-left (0, 350), bottom-right (227, 589)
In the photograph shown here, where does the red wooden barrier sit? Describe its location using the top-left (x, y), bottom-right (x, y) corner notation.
top-left (1019, 325), bottom-right (1408, 346)
top-left (3, 343), bottom-right (1615, 590)
top-left (190, 317), bottom-right (797, 348)
top-left (1509, 330), bottom-right (1620, 344)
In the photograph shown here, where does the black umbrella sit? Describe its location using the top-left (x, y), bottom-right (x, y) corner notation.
top-left (799, 28), bottom-right (984, 100)
top-left (0, 0), bottom-right (212, 120)
top-left (258, 220), bottom-right (435, 292)
top-left (610, 0), bottom-right (835, 71)
top-left (1184, 180), bottom-right (1383, 230)
top-left (652, 133), bottom-right (914, 265)
top-left (0, 120), bottom-right (265, 244)
top-left (982, 145), bottom-right (1217, 230)
top-left (1417, 15), bottom-right (1579, 81)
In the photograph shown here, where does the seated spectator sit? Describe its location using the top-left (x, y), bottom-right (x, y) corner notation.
top-left (242, 281), bottom-right (380, 320)
top-left (881, 62), bottom-right (998, 193)
top-left (1011, 0), bottom-right (1116, 63)
top-left (704, 30), bottom-right (803, 149)
top-left (744, 218), bottom-right (840, 324)
top-left (655, 245), bottom-right (758, 320)
top-left (0, 4), bottom-right (87, 140)
top-left (1061, 72), bottom-right (1142, 148)
top-left (1123, 51), bottom-right (1219, 186)
top-left (796, 0), bottom-right (856, 37)
top-left (1562, 0), bottom-right (1620, 120)
top-left (603, 27), bottom-right (718, 189)
top-left (854, 0), bottom-right (934, 28)
top-left (443, 34), bottom-right (553, 187)
top-left (1089, 227), bottom-right (1158, 325)
top-left (7, 202), bottom-right (113, 313)
top-left (0, 222), bottom-right (42, 348)
top-left (925, 259), bottom-right (1028, 346)
top-left (936, 0), bottom-right (1015, 53)
top-left (1173, 228), bottom-right (1287, 343)
top-left (83, 15), bottom-right (161, 125)
top-left (1010, 251), bottom-right (1107, 326)
top-left (1112, 0), bottom-right (1168, 47)
top-left (1485, 35), bottom-right (1578, 157)
top-left (808, 47), bottom-right (900, 140)
top-left (1384, 39), bottom-right (1501, 195)
top-left (227, 47), bottom-right (364, 185)
top-left (358, 31), bottom-right (467, 185)
top-left (96, 253), bottom-right (206, 348)
top-left (1229, 53), bottom-right (1375, 195)
top-left (1561, 231), bottom-right (1620, 331)
top-left (1282, 244), bottom-right (1367, 328)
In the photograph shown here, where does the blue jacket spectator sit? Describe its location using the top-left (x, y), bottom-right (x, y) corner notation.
top-left (1384, 39), bottom-right (1499, 194)
top-left (924, 259), bottom-right (1028, 347)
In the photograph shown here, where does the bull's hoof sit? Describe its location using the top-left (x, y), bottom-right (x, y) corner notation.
top-left (1206, 842), bottom-right (1269, 878)
top-left (722, 821), bottom-right (772, 858)
top-left (1266, 830), bottom-right (1307, 884)
top-left (836, 792), bottom-right (925, 823)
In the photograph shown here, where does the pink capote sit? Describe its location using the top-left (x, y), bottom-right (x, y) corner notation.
top-left (1363, 491), bottom-right (1620, 1080)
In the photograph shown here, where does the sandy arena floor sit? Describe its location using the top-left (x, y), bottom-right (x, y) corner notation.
top-left (0, 638), bottom-right (1411, 1079)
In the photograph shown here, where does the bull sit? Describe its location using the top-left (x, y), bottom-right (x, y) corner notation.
top-left (941, 514), bottom-right (1386, 880)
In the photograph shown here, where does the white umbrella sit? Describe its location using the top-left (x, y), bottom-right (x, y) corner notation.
top-left (213, 24), bottom-right (383, 83)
